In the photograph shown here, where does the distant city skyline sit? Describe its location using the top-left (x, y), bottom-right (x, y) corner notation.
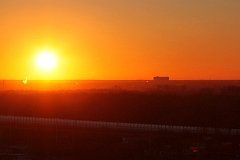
top-left (0, 0), bottom-right (240, 80)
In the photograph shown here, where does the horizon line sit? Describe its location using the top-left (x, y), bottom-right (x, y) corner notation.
top-left (1, 79), bottom-right (240, 81)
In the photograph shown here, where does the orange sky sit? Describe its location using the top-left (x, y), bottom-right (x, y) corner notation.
top-left (0, 0), bottom-right (240, 80)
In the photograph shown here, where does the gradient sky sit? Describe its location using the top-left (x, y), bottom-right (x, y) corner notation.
top-left (0, 0), bottom-right (240, 80)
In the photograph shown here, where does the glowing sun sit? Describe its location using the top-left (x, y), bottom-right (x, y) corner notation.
top-left (36, 51), bottom-right (58, 72)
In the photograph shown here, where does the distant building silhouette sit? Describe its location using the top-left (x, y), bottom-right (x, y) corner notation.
top-left (153, 76), bottom-right (169, 81)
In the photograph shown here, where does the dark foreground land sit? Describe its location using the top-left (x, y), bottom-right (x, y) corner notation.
top-left (1, 81), bottom-right (240, 159)
top-left (1, 87), bottom-right (240, 128)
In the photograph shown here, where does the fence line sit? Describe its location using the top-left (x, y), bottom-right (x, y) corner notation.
top-left (0, 115), bottom-right (240, 136)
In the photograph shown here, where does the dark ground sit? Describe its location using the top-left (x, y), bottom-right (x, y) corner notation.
top-left (1, 87), bottom-right (240, 128)
top-left (0, 84), bottom-right (240, 159)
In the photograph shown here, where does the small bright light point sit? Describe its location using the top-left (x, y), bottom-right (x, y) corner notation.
top-left (22, 76), bottom-right (28, 84)
top-left (36, 51), bottom-right (58, 72)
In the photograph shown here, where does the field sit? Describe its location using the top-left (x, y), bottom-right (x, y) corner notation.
top-left (1, 80), bottom-right (240, 159)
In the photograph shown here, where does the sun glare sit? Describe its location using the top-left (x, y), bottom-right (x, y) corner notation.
top-left (36, 51), bottom-right (58, 72)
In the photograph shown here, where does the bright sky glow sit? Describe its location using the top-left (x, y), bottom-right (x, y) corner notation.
top-left (0, 0), bottom-right (240, 80)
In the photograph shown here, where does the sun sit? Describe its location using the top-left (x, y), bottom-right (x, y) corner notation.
top-left (36, 51), bottom-right (58, 72)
